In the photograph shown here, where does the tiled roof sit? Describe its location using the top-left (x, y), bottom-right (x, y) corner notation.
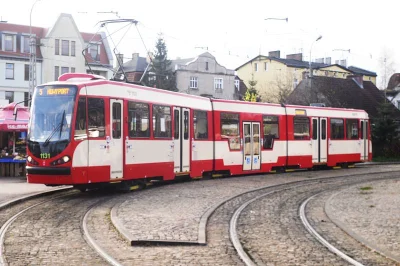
top-left (0, 22), bottom-right (110, 65)
top-left (118, 56), bottom-right (148, 72)
top-left (348, 66), bottom-right (377, 77)
top-left (0, 22), bottom-right (45, 58)
top-left (286, 76), bottom-right (400, 120)
top-left (235, 55), bottom-right (327, 71)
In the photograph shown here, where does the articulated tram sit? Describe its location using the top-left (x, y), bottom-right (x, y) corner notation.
top-left (26, 73), bottom-right (372, 190)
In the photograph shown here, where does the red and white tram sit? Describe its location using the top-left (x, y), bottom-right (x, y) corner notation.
top-left (26, 73), bottom-right (372, 190)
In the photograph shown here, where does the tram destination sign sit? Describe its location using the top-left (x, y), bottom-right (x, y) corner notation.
top-left (36, 86), bottom-right (77, 97)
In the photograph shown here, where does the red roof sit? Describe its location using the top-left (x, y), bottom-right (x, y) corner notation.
top-left (0, 103), bottom-right (30, 132)
top-left (0, 22), bottom-right (110, 65)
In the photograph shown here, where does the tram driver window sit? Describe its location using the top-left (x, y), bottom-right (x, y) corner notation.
top-left (87, 98), bottom-right (105, 137)
top-left (153, 105), bottom-right (171, 138)
top-left (220, 112), bottom-right (240, 150)
top-left (331, 118), bottom-right (344, 139)
top-left (194, 110), bottom-right (208, 139)
top-left (346, 119), bottom-right (359, 139)
top-left (263, 115), bottom-right (279, 149)
top-left (293, 117), bottom-right (310, 140)
top-left (128, 102), bottom-right (149, 138)
top-left (75, 97), bottom-right (86, 136)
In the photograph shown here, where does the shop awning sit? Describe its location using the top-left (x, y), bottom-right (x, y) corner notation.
top-left (0, 103), bottom-right (29, 132)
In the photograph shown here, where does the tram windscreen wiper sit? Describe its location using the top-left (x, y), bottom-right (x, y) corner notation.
top-left (43, 110), bottom-right (65, 147)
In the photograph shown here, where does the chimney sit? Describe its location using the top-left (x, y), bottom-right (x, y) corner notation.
top-left (116, 53), bottom-right (124, 65)
top-left (347, 74), bottom-right (364, 88)
top-left (268, 50), bottom-right (280, 58)
top-left (132, 53), bottom-right (139, 60)
top-left (147, 52), bottom-right (154, 64)
top-left (286, 53), bottom-right (303, 61)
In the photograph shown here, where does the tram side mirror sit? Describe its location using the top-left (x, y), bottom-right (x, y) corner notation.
top-left (88, 129), bottom-right (100, 138)
top-left (13, 107), bottom-right (19, 121)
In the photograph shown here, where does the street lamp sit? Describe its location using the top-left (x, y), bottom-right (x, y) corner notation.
top-left (29, 0), bottom-right (41, 108)
top-left (309, 35), bottom-right (322, 77)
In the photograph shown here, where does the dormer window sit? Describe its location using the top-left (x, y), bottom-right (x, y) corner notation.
top-left (3, 34), bottom-right (16, 52)
top-left (205, 62), bottom-right (209, 71)
top-left (89, 43), bottom-right (100, 61)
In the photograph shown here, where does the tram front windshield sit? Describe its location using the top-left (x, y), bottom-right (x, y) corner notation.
top-left (27, 85), bottom-right (77, 159)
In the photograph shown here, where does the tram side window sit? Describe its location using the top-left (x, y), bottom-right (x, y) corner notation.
top-left (194, 110), bottom-right (208, 139)
top-left (87, 98), bottom-right (105, 137)
top-left (153, 105), bottom-right (171, 138)
top-left (112, 102), bottom-right (121, 139)
top-left (331, 118), bottom-right (344, 139)
top-left (293, 117), bottom-right (310, 140)
top-left (220, 112), bottom-right (240, 150)
top-left (75, 97), bottom-right (86, 136)
top-left (346, 119), bottom-right (359, 139)
top-left (263, 115), bottom-right (279, 149)
top-left (128, 102), bottom-right (149, 138)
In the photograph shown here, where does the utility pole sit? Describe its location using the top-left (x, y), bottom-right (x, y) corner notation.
top-left (309, 35), bottom-right (322, 77)
top-left (29, 0), bottom-right (41, 108)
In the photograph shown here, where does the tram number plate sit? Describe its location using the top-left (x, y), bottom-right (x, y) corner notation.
top-left (40, 153), bottom-right (51, 159)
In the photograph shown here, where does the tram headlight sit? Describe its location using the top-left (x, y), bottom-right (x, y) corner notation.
top-left (51, 156), bottom-right (71, 166)
top-left (62, 156), bottom-right (70, 163)
top-left (27, 156), bottom-right (32, 163)
top-left (27, 156), bottom-right (39, 165)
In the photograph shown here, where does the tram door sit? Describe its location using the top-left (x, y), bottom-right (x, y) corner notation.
top-left (173, 107), bottom-right (190, 174)
top-left (110, 99), bottom-right (123, 179)
top-left (360, 120), bottom-right (369, 161)
top-left (311, 117), bottom-right (327, 163)
top-left (243, 122), bottom-right (261, 171)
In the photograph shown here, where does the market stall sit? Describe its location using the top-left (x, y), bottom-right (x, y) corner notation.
top-left (0, 103), bottom-right (29, 177)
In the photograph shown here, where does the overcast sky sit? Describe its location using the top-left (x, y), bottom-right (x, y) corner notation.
top-left (2, 0), bottom-right (399, 84)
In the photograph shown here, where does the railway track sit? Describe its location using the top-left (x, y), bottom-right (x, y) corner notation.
top-left (0, 165), bottom-right (399, 265)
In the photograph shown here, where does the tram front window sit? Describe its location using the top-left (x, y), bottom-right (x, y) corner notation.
top-left (27, 85), bottom-right (77, 159)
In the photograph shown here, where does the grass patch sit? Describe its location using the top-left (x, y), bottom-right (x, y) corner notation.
top-left (360, 186), bottom-right (373, 191)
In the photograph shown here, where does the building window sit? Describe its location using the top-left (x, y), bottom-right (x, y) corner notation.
top-left (61, 67), bottom-right (69, 75)
top-left (263, 115), bottom-right (279, 149)
top-left (5, 91), bottom-right (14, 103)
top-left (5, 63), bottom-right (14, 79)
top-left (54, 66), bottom-right (59, 81)
top-left (205, 62), bottom-right (209, 71)
top-left (153, 105), bottom-right (171, 138)
top-left (220, 112), bottom-right (240, 150)
top-left (254, 63), bottom-right (258, 72)
top-left (346, 119), bottom-right (359, 139)
top-left (71, 41), bottom-right (76, 56)
top-left (22, 36), bottom-right (30, 53)
top-left (24, 64), bottom-right (29, 81)
top-left (24, 92), bottom-right (29, 107)
top-left (71, 67), bottom-right (75, 73)
top-left (89, 44), bottom-right (99, 60)
top-left (234, 80), bottom-right (240, 91)
top-left (87, 98), bottom-right (105, 137)
top-left (293, 116), bottom-right (310, 140)
top-left (55, 39), bottom-right (60, 55)
top-left (331, 118), bottom-right (344, 139)
top-left (128, 102), bottom-right (150, 138)
top-left (264, 62), bottom-right (268, 71)
top-left (214, 78), bottom-right (223, 90)
top-left (4, 35), bottom-right (14, 51)
top-left (61, 40), bottom-right (69, 56)
top-left (190, 76), bottom-right (198, 89)
top-left (194, 110), bottom-right (208, 139)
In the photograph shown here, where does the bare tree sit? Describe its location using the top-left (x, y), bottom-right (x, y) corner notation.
top-left (273, 69), bottom-right (296, 104)
top-left (378, 47), bottom-right (396, 90)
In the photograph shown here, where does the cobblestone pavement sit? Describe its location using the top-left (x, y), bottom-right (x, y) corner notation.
top-left (3, 192), bottom-right (109, 265)
top-left (113, 165), bottom-right (400, 243)
top-left (237, 172), bottom-right (399, 265)
top-left (2, 164), bottom-right (400, 265)
top-left (325, 178), bottom-right (400, 263)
